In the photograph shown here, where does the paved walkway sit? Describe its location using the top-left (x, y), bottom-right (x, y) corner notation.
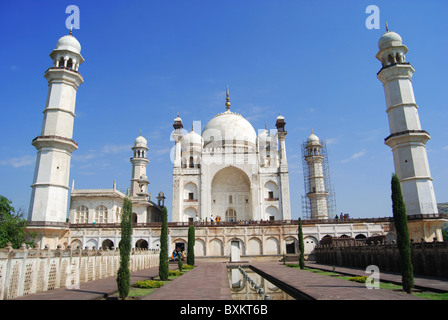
top-left (142, 262), bottom-right (231, 300)
top-left (10, 261), bottom-right (448, 300)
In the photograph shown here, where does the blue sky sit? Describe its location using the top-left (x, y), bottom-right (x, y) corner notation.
top-left (0, 0), bottom-right (447, 221)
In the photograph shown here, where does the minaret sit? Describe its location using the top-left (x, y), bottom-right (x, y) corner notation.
top-left (130, 133), bottom-right (149, 198)
top-left (28, 32), bottom-right (84, 231)
top-left (376, 28), bottom-right (438, 218)
top-left (172, 113), bottom-right (184, 169)
top-left (304, 131), bottom-right (328, 220)
top-left (275, 112), bottom-right (291, 220)
top-left (171, 113), bottom-right (184, 222)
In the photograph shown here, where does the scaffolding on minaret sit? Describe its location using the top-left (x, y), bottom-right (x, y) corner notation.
top-left (301, 139), bottom-right (336, 220)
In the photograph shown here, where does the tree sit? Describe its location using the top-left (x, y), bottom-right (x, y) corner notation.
top-left (187, 225), bottom-right (195, 266)
top-left (158, 206), bottom-right (169, 281)
top-left (391, 173), bottom-right (414, 294)
top-left (116, 196), bottom-right (133, 299)
top-left (298, 218), bottom-right (305, 269)
top-left (0, 195), bottom-right (35, 249)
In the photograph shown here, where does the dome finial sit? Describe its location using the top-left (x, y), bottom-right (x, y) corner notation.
top-left (140, 129), bottom-right (142, 136)
top-left (385, 20), bottom-right (389, 32)
top-left (69, 25), bottom-right (73, 35)
top-left (225, 85), bottom-right (231, 110)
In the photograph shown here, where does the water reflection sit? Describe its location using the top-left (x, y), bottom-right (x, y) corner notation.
top-left (228, 266), bottom-right (295, 300)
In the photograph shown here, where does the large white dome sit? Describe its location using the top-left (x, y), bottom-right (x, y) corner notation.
top-left (202, 110), bottom-right (257, 146)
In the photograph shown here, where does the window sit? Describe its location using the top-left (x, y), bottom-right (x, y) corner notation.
top-left (94, 205), bottom-right (108, 223)
top-left (75, 205), bottom-right (88, 224)
top-left (268, 191), bottom-right (274, 199)
top-left (189, 192), bottom-right (194, 200)
top-left (229, 195), bottom-right (233, 204)
top-left (226, 208), bottom-right (237, 222)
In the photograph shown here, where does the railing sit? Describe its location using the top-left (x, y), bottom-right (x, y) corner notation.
top-left (0, 243), bottom-right (159, 300)
top-left (67, 213), bottom-right (448, 229)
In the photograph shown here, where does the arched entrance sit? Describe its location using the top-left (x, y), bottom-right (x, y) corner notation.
top-left (135, 239), bottom-right (149, 249)
top-left (102, 239), bottom-right (114, 250)
top-left (211, 166), bottom-right (251, 221)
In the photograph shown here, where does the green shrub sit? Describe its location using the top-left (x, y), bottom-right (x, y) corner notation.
top-left (169, 270), bottom-right (183, 277)
top-left (134, 280), bottom-right (166, 289)
top-left (182, 264), bottom-right (195, 270)
top-left (348, 276), bottom-right (373, 284)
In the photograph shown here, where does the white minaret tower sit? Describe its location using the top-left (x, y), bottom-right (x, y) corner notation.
top-left (376, 27), bottom-right (438, 217)
top-left (130, 133), bottom-right (150, 198)
top-left (171, 114), bottom-right (184, 222)
top-left (305, 131), bottom-right (328, 220)
top-left (28, 32), bottom-right (84, 231)
top-left (275, 112), bottom-right (291, 220)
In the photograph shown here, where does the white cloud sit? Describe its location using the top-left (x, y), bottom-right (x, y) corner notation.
top-left (340, 150), bottom-right (366, 163)
top-left (0, 155), bottom-right (34, 168)
top-left (102, 144), bottom-right (131, 154)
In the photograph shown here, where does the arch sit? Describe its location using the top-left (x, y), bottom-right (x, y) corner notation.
top-left (264, 180), bottom-right (279, 199)
top-left (184, 207), bottom-right (197, 223)
top-left (115, 207), bottom-right (121, 223)
top-left (152, 239), bottom-right (160, 251)
top-left (94, 205), bottom-right (108, 223)
top-left (355, 234), bottom-right (367, 239)
top-left (265, 206), bottom-right (280, 221)
top-left (132, 212), bottom-right (138, 223)
top-left (66, 58), bottom-right (73, 69)
top-left (74, 205), bottom-right (88, 224)
top-left (211, 166), bottom-right (251, 191)
top-left (285, 236), bottom-right (297, 254)
top-left (226, 237), bottom-right (245, 257)
top-left (85, 239), bottom-right (98, 250)
top-left (303, 236), bottom-right (318, 255)
top-left (135, 239), bottom-right (149, 249)
top-left (211, 166), bottom-right (251, 220)
top-left (247, 237), bottom-right (262, 255)
top-left (209, 238), bottom-right (224, 256)
top-left (70, 239), bottom-right (82, 250)
top-left (102, 239), bottom-right (114, 250)
top-left (225, 208), bottom-right (237, 222)
top-left (265, 237), bottom-right (279, 254)
top-left (194, 238), bottom-right (206, 257)
top-left (184, 182), bottom-right (198, 200)
top-left (320, 234), bottom-right (332, 245)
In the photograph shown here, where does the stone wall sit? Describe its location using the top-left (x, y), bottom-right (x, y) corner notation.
top-left (0, 243), bottom-right (159, 300)
top-left (314, 240), bottom-right (448, 278)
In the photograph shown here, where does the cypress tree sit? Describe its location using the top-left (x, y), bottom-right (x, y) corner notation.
top-left (187, 226), bottom-right (195, 266)
top-left (116, 196), bottom-right (133, 299)
top-left (158, 206), bottom-right (169, 281)
top-left (298, 218), bottom-right (305, 269)
top-left (391, 173), bottom-right (414, 293)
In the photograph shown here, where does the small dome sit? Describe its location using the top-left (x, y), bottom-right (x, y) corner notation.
top-left (307, 133), bottom-right (320, 144)
top-left (276, 113), bottom-right (285, 120)
top-left (378, 31), bottom-right (402, 50)
top-left (174, 114), bottom-right (182, 122)
top-left (182, 130), bottom-right (203, 148)
top-left (56, 35), bottom-right (81, 54)
top-left (134, 135), bottom-right (147, 148)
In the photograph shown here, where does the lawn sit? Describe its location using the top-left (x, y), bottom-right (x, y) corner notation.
top-left (285, 264), bottom-right (448, 300)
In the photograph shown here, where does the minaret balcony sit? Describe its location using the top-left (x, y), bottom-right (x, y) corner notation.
top-left (32, 135), bottom-right (78, 153)
top-left (384, 129), bottom-right (430, 148)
